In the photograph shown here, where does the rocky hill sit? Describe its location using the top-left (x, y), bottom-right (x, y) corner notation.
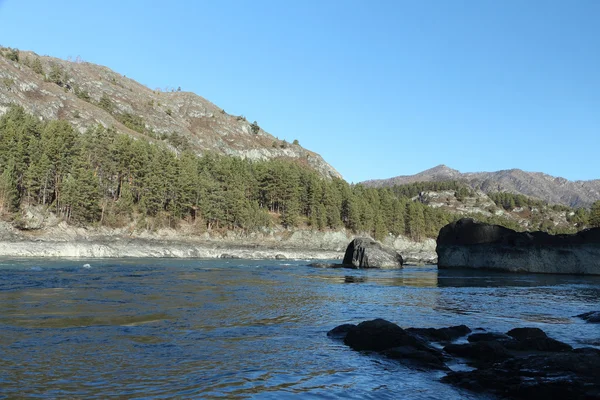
top-left (363, 165), bottom-right (600, 208)
top-left (0, 47), bottom-right (340, 179)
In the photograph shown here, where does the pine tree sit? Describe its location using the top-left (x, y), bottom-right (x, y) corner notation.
top-left (316, 203), bottom-right (327, 231)
top-left (0, 163), bottom-right (20, 213)
top-left (373, 212), bottom-right (387, 241)
top-left (590, 201), bottom-right (600, 228)
top-left (63, 159), bottom-right (101, 224)
top-left (405, 202), bottom-right (426, 241)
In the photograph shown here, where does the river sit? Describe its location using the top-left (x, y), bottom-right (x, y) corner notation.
top-left (1, 259), bottom-right (598, 399)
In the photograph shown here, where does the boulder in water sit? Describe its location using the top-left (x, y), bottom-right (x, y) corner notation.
top-left (342, 238), bottom-right (403, 269)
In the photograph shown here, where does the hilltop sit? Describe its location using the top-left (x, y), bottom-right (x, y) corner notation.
top-left (0, 46), bottom-right (340, 179)
top-left (363, 165), bottom-right (600, 208)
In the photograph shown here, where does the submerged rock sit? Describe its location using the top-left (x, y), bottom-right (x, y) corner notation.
top-left (342, 238), bottom-right (403, 269)
top-left (308, 262), bottom-right (344, 269)
top-left (382, 345), bottom-right (449, 371)
top-left (406, 325), bottom-right (471, 343)
top-left (576, 311), bottom-right (600, 323)
top-left (505, 327), bottom-right (573, 352)
top-left (467, 332), bottom-right (512, 343)
top-left (436, 218), bottom-right (600, 275)
top-left (444, 341), bottom-right (513, 364)
top-left (326, 324), bottom-right (356, 339)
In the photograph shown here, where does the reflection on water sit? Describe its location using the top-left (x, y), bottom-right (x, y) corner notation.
top-left (311, 267), bottom-right (439, 288)
top-left (0, 259), bottom-right (597, 399)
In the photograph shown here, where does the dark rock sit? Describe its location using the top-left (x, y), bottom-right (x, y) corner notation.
top-left (308, 262), bottom-right (344, 268)
top-left (327, 324), bottom-right (356, 339)
top-left (576, 311), bottom-right (600, 323)
top-left (467, 332), bottom-right (512, 343)
top-left (436, 218), bottom-right (600, 275)
top-left (335, 318), bottom-right (449, 371)
top-left (342, 319), bottom-right (441, 357)
top-left (506, 327), bottom-right (572, 352)
top-left (343, 318), bottom-right (410, 351)
top-left (275, 254), bottom-right (287, 260)
top-left (406, 325), bottom-right (471, 342)
top-left (343, 275), bottom-right (367, 283)
top-left (506, 327), bottom-right (548, 341)
top-left (219, 253), bottom-right (241, 259)
top-left (444, 341), bottom-right (513, 364)
top-left (342, 238), bottom-right (403, 269)
top-left (382, 345), bottom-right (449, 371)
top-left (443, 347), bottom-right (600, 399)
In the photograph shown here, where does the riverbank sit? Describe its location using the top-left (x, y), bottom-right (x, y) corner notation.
top-left (0, 220), bottom-right (437, 262)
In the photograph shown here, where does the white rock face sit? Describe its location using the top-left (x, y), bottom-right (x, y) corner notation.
top-left (0, 241), bottom-right (342, 260)
top-left (0, 220), bottom-right (435, 262)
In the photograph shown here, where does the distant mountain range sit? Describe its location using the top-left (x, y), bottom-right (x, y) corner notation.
top-left (0, 47), bottom-right (340, 179)
top-left (362, 165), bottom-right (600, 208)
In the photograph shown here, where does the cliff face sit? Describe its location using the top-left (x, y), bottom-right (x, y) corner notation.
top-left (436, 218), bottom-right (600, 275)
top-left (0, 48), bottom-right (340, 179)
top-left (363, 165), bottom-right (600, 208)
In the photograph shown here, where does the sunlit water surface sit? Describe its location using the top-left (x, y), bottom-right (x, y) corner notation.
top-left (1, 259), bottom-right (599, 399)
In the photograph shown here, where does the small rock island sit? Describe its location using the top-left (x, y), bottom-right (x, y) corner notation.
top-left (436, 218), bottom-right (600, 275)
top-left (342, 237), bottom-right (404, 268)
top-left (311, 237), bottom-right (404, 269)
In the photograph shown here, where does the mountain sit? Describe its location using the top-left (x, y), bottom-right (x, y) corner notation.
top-left (0, 47), bottom-right (340, 179)
top-left (362, 165), bottom-right (600, 208)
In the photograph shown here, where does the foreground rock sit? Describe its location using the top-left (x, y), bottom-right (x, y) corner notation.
top-left (436, 218), bottom-right (600, 275)
top-left (328, 320), bottom-right (600, 398)
top-left (328, 318), bottom-right (464, 371)
top-left (342, 238), bottom-right (404, 268)
top-left (443, 348), bottom-right (600, 399)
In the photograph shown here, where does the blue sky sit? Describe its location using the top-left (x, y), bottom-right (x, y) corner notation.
top-left (0, 0), bottom-right (598, 182)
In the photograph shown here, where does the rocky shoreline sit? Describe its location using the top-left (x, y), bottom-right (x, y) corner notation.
top-left (0, 239), bottom-right (344, 259)
top-left (0, 220), bottom-right (437, 261)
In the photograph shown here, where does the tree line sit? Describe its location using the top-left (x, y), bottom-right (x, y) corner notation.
top-left (1, 106), bottom-right (596, 240)
top-left (0, 106), bottom-right (462, 240)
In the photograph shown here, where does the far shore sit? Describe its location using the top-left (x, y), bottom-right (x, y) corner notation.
top-left (0, 222), bottom-right (438, 263)
top-left (0, 239), bottom-right (345, 260)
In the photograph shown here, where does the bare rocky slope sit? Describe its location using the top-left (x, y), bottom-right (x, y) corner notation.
top-left (363, 165), bottom-right (600, 208)
top-left (0, 48), bottom-right (340, 179)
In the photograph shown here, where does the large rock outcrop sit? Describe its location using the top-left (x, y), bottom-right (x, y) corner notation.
top-left (342, 238), bottom-right (403, 269)
top-left (436, 218), bottom-right (600, 275)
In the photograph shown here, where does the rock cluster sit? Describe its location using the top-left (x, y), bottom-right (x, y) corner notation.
top-left (328, 318), bottom-right (600, 399)
top-left (436, 218), bottom-right (600, 275)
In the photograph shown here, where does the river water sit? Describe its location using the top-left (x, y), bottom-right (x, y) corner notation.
top-left (0, 259), bottom-right (598, 399)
